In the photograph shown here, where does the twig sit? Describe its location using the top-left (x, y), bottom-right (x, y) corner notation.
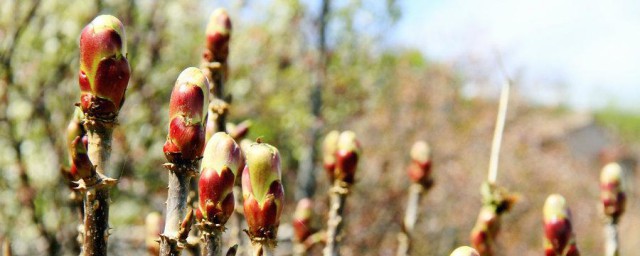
top-left (81, 120), bottom-right (117, 256)
top-left (296, 0), bottom-right (331, 201)
top-left (323, 184), bottom-right (349, 256)
top-left (604, 222), bottom-right (618, 256)
top-left (396, 184), bottom-right (424, 256)
top-left (202, 228), bottom-right (223, 256)
top-left (487, 82), bottom-right (510, 184)
top-left (160, 163), bottom-right (197, 255)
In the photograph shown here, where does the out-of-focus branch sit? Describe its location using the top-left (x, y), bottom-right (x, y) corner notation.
top-left (296, 0), bottom-right (331, 201)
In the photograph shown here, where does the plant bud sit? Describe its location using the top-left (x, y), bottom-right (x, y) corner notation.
top-left (66, 109), bottom-right (87, 179)
top-left (322, 130), bottom-right (340, 182)
top-left (163, 68), bottom-right (210, 162)
top-left (227, 120), bottom-right (252, 141)
top-left (78, 15), bottom-right (130, 120)
top-left (66, 108), bottom-right (85, 155)
top-left (407, 140), bottom-right (433, 187)
top-left (168, 68), bottom-right (210, 123)
top-left (600, 162), bottom-right (626, 220)
top-left (470, 207), bottom-right (499, 256)
top-left (198, 132), bottom-right (244, 224)
top-left (334, 131), bottom-right (361, 185)
top-left (293, 198), bottom-right (313, 242)
top-left (450, 246), bottom-right (480, 256)
top-left (204, 8), bottom-right (232, 64)
top-left (242, 142), bottom-right (284, 240)
top-left (69, 136), bottom-right (93, 180)
top-left (543, 194), bottom-right (575, 255)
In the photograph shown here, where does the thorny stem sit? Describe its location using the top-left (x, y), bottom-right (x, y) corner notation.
top-left (487, 82), bottom-right (510, 184)
top-left (604, 221), bottom-right (619, 256)
top-left (82, 120), bottom-right (115, 256)
top-left (396, 184), bottom-right (425, 256)
top-left (201, 227), bottom-right (223, 256)
top-left (323, 184), bottom-right (349, 256)
top-left (160, 164), bottom-right (196, 256)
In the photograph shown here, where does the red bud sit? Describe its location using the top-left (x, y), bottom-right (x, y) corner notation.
top-left (79, 15), bottom-right (130, 119)
top-left (322, 130), bottom-right (340, 182)
top-left (242, 142), bottom-right (284, 239)
top-left (543, 194), bottom-right (578, 255)
top-left (163, 68), bottom-right (210, 162)
top-left (70, 136), bottom-right (93, 180)
top-left (334, 131), bottom-right (361, 185)
top-left (227, 120), bottom-right (251, 141)
top-left (407, 141), bottom-right (433, 187)
top-left (470, 207), bottom-right (499, 256)
top-left (293, 198), bottom-right (313, 242)
top-left (163, 116), bottom-right (206, 162)
top-left (204, 8), bottom-right (232, 64)
top-left (198, 165), bottom-right (235, 225)
top-left (600, 162), bottom-right (626, 220)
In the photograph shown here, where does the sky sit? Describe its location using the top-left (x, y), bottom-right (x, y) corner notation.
top-left (391, 0), bottom-right (640, 110)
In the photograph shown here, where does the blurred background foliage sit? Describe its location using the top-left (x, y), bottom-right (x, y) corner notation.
top-left (1, 0), bottom-right (639, 255)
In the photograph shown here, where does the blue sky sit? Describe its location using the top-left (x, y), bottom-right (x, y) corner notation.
top-left (392, 0), bottom-right (640, 110)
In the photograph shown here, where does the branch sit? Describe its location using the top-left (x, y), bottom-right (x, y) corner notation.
top-left (323, 184), bottom-right (349, 256)
top-left (487, 81), bottom-right (510, 184)
top-left (396, 184), bottom-right (424, 256)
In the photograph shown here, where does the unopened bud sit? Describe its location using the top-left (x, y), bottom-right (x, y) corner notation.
top-left (204, 8), bottom-right (232, 64)
top-left (79, 15), bottom-right (130, 120)
top-left (242, 142), bottom-right (284, 240)
top-left (293, 198), bottom-right (313, 242)
top-left (227, 120), bottom-right (251, 141)
top-left (168, 67), bottom-right (210, 123)
top-left (70, 136), bottom-right (94, 180)
top-left (470, 207), bottom-right (499, 256)
top-left (450, 246), bottom-right (480, 256)
top-left (334, 131), bottom-right (361, 185)
top-left (322, 130), bottom-right (340, 182)
top-left (198, 132), bottom-right (243, 224)
top-left (407, 140), bottom-right (433, 187)
top-left (600, 162), bottom-right (625, 220)
top-left (543, 194), bottom-right (576, 255)
top-left (163, 68), bottom-right (210, 162)
top-left (66, 108), bottom-right (85, 157)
